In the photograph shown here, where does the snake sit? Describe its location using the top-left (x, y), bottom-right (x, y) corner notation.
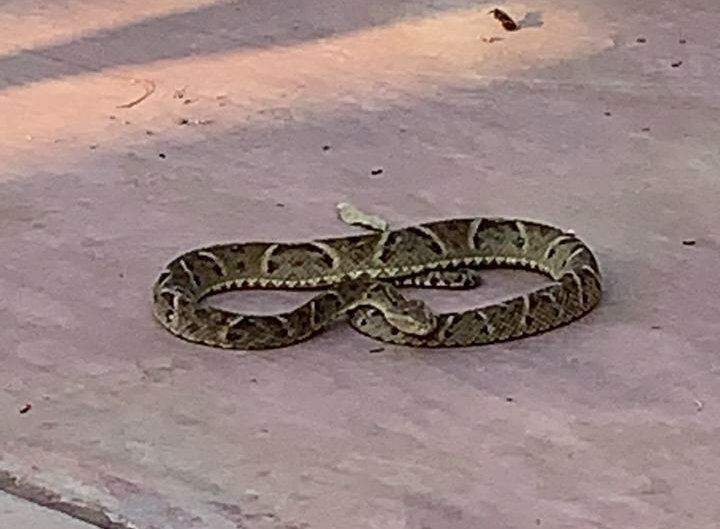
top-left (151, 204), bottom-right (602, 349)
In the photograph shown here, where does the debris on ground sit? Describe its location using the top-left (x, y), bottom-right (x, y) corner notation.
top-left (176, 117), bottom-right (214, 126)
top-left (489, 8), bottom-right (519, 31)
top-left (117, 79), bottom-right (156, 109)
top-left (19, 403), bottom-right (32, 414)
top-left (369, 347), bottom-right (385, 353)
top-left (682, 239), bottom-right (696, 246)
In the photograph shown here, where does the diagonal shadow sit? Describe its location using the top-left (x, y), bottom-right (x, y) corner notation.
top-left (0, 0), bottom-right (467, 91)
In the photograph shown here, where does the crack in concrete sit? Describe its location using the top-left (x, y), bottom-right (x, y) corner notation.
top-left (0, 470), bottom-right (134, 529)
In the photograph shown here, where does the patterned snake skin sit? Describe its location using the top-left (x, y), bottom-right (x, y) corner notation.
top-left (152, 205), bottom-right (602, 349)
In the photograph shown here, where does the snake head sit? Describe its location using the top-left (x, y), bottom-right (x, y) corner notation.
top-left (384, 299), bottom-right (438, 336)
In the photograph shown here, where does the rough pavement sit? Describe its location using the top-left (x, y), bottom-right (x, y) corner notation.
top-left (2, 1), bottom-right (719, 528)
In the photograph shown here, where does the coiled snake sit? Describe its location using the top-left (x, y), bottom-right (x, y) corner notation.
top-left (152, 204), bottom-right (602, 349)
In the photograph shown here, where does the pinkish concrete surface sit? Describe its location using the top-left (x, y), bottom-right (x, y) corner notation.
top-left (1, 0), bottom-right (720, 528)
top-left (1, 491), bottom-right (94, 529)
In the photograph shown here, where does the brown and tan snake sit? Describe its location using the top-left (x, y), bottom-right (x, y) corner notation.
top-left (152, 204), bottom-right (602, 349)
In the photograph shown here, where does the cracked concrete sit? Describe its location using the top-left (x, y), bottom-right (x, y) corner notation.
top-left (1, 490), bottom-right (98, 529)
top-left (0, 471), bottom-right (130, 528)
top-left (1, 0), bottom-right (719, 528)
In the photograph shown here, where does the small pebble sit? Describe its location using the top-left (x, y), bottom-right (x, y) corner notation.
top-left (682, 239), bottom-right (696, 246)
top-left (176, 117), bottom-right (190, 125)
top-left (158, 153), bottom-right (166, 159)
top-left (604, 111), bottom-right (612, 116)
top-left (370, 167), bottom-right (384, 176)
top-left (505, 396), bottom-right (514, 403)
top-left (275, 202), bottom-right (285, 207)
top-left (671, 61), bottom-right (683, 68)
top-left (322, 145), bottom-right (331, 151)
top-left (636, 37), bottom-right (647, 43)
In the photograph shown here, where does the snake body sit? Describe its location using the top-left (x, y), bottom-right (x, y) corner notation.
top-left (152, 206), bottom-right (602, 349)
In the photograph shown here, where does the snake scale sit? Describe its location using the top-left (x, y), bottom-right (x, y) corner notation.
top-left (152, 204), bottom-right (602, 349)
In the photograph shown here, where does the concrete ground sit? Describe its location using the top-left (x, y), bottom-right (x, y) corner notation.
top-left (1, 1), bottom-right (719, 528)
top-left (1, 491), bottom-right (94, 529)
